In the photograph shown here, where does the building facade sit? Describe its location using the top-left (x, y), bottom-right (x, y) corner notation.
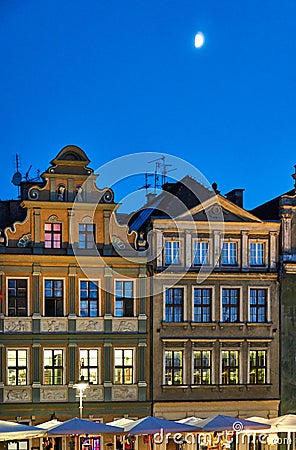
top-left (0, 145), bottom-right (150, 423)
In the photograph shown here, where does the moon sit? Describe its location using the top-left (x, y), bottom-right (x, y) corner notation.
top-left (194, 32), bottom-right (205, 48)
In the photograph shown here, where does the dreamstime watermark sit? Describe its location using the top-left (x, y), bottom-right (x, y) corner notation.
top-left (70, 151), bottom-right (225, 295)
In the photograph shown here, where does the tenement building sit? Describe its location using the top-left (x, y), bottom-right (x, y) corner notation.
top-left (130, 176), bottom-right (281, 419)
top-left (0, 146), bottom-right (150, 423)
top-left (252, 166), bottom-right (296, 414)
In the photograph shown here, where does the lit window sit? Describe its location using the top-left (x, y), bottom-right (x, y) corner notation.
top-left (221, 350), bottom-right (239, 384)
top-left (221, 242), bottom-right (237, 265)
top-left (193, 350), bottom-right (211, 385)
top-left (80, 281), bottom-right (99, 317)
top-left (114, 349), bottom-right (133, 384)
top-left (8, 279), bottom-right (28, 317)
top-left (79, 349), bottom-right (100, 384)
top-left (249, 350), bottom-right (266, 384)
top-left (44, 223), bottom-right (62, 248)
top-left (43, 349), bottom-right (63, 385)
top-left (193, 288), bottom-right (211, 322)
top-left (115, 281), bottom-right (134, 317)
top-left (249, 289), bottom-right (267, 323)
top-left (250, 243), bottom-right (264, 265)
top-left (164, 350), bottom-right (183, 385)
top-left (194, 241), bottom-right (209, 265)
top-left (44, 280), bottom-right (63, 317)
top-left (165, 288), bottom-right (183, 322)
top-left (221, 288), bottom-right (239, 322)
top-left (7, 349), bottom-right (27, 386)
top-left (165, 241), bottom-right (180, 265)
top-left (79, 223), bottom-right (96, 249)
top-left (8, 441), bottom-right (28, 450)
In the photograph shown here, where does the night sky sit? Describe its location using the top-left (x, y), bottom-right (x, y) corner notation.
top-left (0, 0), bottom-right (295, 211)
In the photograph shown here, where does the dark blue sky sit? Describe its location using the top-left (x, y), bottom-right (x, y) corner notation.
top-left (0, 0), bottom-right (295, 210)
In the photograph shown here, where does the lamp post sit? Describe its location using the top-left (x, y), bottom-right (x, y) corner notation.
top-left (73, 376), bottom-right (89, 419)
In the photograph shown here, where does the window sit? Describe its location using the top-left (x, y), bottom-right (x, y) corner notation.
top-left (79, 349), bottom-right (100, 384)
top-left (8, 442), bottom-right (28, 450)
top-left (80, 280), bottom-right (99, 317)
top-left (114, 349), bottom-right (133, 384)
top-left (43, 349), bottom-right (63, 385)
top-left (164, 350), bottom-right (183, 385)
top-left (250, 243), bottom-right (264, 265)
top-left (249, 350), bottom-right (267, 384)
top-left (165, 288), bottom-right (183, 322)
top-left (44, 280), bottom-right (63, 317)
top-left (115, 281), bottom-right (134, 317)
top-left (79, 223), bottom-right (96, 249)
top-left (193, 288), bottom-right (211, 322)
top-left (221, 288), bottom-right (240, 322)
top-left (44, 223), bottom-right (62, 248)
top-left (221, 350), bottom-right (239, 384)
top-left (193, 350), bottom-right (211, 385)
top-left (221, 242), bottom-right (237, 265)
top-left (7, 349), bottom-right (27, 385)
top-left (165, 241), bottom-right (180, 265)
top-left (8, 279), bottom-right (28, 317)
top-left (249, 289), bottom-right (267, 323)
top-left (193, 241), bottom-right (209, 265)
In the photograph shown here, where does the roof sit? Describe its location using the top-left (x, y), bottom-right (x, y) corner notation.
top-left (251, 189), bottom-right (294, 220)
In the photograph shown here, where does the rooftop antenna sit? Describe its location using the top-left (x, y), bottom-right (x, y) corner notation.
top-left (137, 173), bottom-right (152, 196)
top-left (11, 154), bottom-right (22, 198)
top-left (148, 155), bottom-right (176, 191)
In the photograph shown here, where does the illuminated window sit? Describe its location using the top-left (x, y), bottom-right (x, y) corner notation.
top-left (115, 281), bottom-right (134, 317)
top-left (164, 350), bottom-right (183, 385)
top-left (79, 349), bottom-right (100, 384)
top-left (80, 280), bottom-right (99, 317)
top-left (249, 289), bottom-right (267, 323)
top-left (44, 280), bottom-right (63, 317)
top-left (249, 350), bottom-right (267, 384)
top-left (165, 288), bottom-right (183, 322)
top-left (221, 242), bottom-right (237, 265)
top-left (79, 223), bottom-right (96, 249)
top-left (44, 223), bottom-right (62, 248)
top-left (221, 350), bottom-right (239, 385)
top-left (43, 349), bottom-right (63, 385)
top-left (7, 349), bottom-right (27, 386)
top-left (8, 279), bottom-right (28, 317)
top-left (193, 350), bottom-right (211, 385)
top-left (193, 288), bottom-right (211, 322)
top-left (114, 349), bottom-right (133, 384)
top-left (165, 241), bottom-right (180, 265)
top-left (193, 241), bottom-right (209, 265)
top-left (250, 243), bottom-right (264, 265)
top-left (221, 288), bottom-right (239, 322)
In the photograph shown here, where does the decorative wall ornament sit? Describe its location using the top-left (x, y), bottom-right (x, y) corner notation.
top-left (82, 216), bottom-right (93, 223)
top-left (112, 385), bottom-right (137, 401)
top-left (76, 319), bottom-right (104, 332)
top-left (17, 234), bottom-right (32, 247)
top-left (112, 319), bottom-right (137, 332)
top-left (4, 387), bottom-right (32, 402)
top-left (40, 387), bottom-right (67, 402)
top-left (85, 386), bottom-right (104, 401)
top-left (4, 319), bottom-right (32, 333)
top-left (40, 319), bottom-right (67, 333)
top-left (28, 188), bottom-right (40, 200)
top-left (48, 215), bottom-right (59, 222)
top-left (102, 189), bottom-right (114, 203)
top-left (208, 204), bottom-right (223, 219)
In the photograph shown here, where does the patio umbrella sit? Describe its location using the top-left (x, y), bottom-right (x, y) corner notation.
top-left (268, 414), bottom-right (296, 431)
top-left (178, 417), bottom-right (203, 426)
top-left (47, 417), bottom-right (123, 436)
top-left (107, 418), bottom-right (135, 427)
top-left (123, 416), bottom-right (201, 434)
top-left (36, 419), bottom-right (63, 430)
top-left (197, 414), bottom-right (271, 432)
top-left (0, 420), bottom-right (45, 441)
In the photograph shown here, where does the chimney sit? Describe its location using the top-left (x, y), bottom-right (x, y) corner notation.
top-left (225, 189), bottom-right (245, 208)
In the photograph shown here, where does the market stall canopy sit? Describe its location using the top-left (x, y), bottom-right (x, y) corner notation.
top-left (0, 420), bottom-right (45, 441)
top-left (196, 414), bottom-right (271, 432)
top-left (123, 416), bottom-right (202, 435)
top-left (36, 420), bottom-right (64, 430)
top-left (178, 417), bottom-right (203, 426)
top-left (107, 418), bottom-right (135, 427)
top-left (47, 418), bottom-right (123, 436)
top-left (269, 414), bottom-right (296, 432)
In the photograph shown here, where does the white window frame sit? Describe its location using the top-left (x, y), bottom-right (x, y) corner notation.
top-left (163, 347), bottom-right (185, 385)
top-left (220, 348), bottom-right (241, 384)
top-left (42, 347), bottom-right (65, 385)
top-left (113, 347), bottom-right (136, 385)
top-left (221, 240), bottom-right (240, 266)
top-left (248, 286), bottom-right (270, 322)
top-left (249, 240), bottom-right (268, 266)
top-left (164, 239), bottom-right (182, 266)
top-left (192, 348), bottom-right (212, 385)
top-left (192, 286), bottom-right (215, 322)
top-left (6, 347), bottom-right (30, 386)
top-left (6, 277), bottom-right (30, 317)
top-left (79, 278), bottom-right (101, 317)
top-left (163, 285), bottom-right (187, 322)
top-left (79, 347), bottom-right (101, 385)
top-left (220, 286), bottom-right (243, 322)
top-left (193, 239), bottom-right (210, 266)
top-left (114, 279), bottom-right (136, 317)
top-left (42, 277), bottom-right (66, 317)
top-left (247, 346), bottom-right (270, 384)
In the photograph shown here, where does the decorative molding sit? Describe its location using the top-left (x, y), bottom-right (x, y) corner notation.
top-left (76, 318), bottom-right (104, 332)
top-left (112, 385), bottom-right (138, 401)
top-left (84, 386), bottom-right (104, 401)
top-left (4, 387), bottom-right (32, 403)
top-left (40, 319), bottom-right (67, 333)
top-left (112, 319), bottom-right (138, 332)
top-left (48, 215), bottom-right (59, 222)
top-left (40, 387), bottom-right (68, 402)
top-left (4, 318), bottom-right (32, 333)
top-left (82, 216), bottom-right (92, 223)
top-left (17, 234), bottom-right (32, 248)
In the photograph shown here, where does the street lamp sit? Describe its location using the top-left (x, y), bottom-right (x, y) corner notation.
top-left (73, 375), bottom-right (89, 419)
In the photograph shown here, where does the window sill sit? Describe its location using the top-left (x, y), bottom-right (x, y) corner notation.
top-left (161, 384), bottom-right (189, 391)
top-left (218, 322), bottom-right (244, 329)
top-left (246, 322), bottom-right (272, 327)
top-left (191, 322), bottom-right (217, 330)
top-left (161, 321), bottom-right (189, 329)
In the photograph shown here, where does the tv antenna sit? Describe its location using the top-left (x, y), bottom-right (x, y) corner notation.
top-left (148, 155), bottom-right (176, 191)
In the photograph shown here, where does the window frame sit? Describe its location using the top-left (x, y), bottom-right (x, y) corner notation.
top-left (249, 240), bottom-right (267, 266)
top-left (44, 222), bottom-right (62, 249)
top-left (78, 223), bottom-right (96, 249)
top-left (164, 240), bottom-right (181, 266)
top-left (220, 349), bottom-right (240, 385)
top-left (193, 239), bottom-right (210, 266)
top-left (114, 279), bottom-right (135, 317)
top-left (192, 349), bottom-right (212, 385)
top-left (6, 348), bottom-right (29, 386)
top-left (79, 279), bottom-right (101, 317)
top-left (6, 277), bottom-right (30, 317)
top-left (43, 278), bottom-right (65, 317)
top-left (248, 348), bottom-right (268, 385)
top-left (163, 349), bottom-right (184, 386)
top-left (113, 348), bottom-right (135, 385)
top-left (79, 347), bottom-right (101, 385)
top-left (163, 286), bottom-right (186, 323)
top-left (248, 287), bottom-right (270, 323)
top-left (221, 240), bottom-right (239, 266)
top-left (220, 286), bottom-right (242, 323)
top-left (42, 348), bottom-right (64, 385)
top-left (192, 287), bottom-right (213, 322)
